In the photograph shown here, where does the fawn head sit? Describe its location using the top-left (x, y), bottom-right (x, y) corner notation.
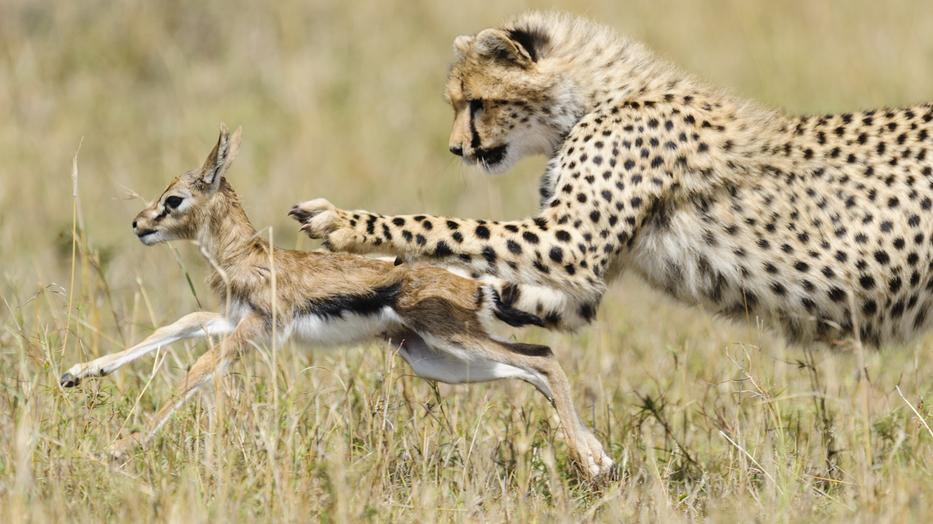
top-left (132, 125), bottom-right (242, 245)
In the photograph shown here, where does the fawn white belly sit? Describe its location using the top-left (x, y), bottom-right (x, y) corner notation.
top-left (397, 332), bottom-right (549, 394)
top-left (289, 308), bottom-right (401, 347)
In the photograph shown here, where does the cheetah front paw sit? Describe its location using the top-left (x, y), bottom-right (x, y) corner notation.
top-left (289, 198), bottom-right (337, 227)
top-left (289, 199), bottom-right (367, 252)
top-left (289, 198), bottom-right (348, 239)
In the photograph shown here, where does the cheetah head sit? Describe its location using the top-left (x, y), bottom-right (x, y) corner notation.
top-left (445, 23), bottom-right (566, 174)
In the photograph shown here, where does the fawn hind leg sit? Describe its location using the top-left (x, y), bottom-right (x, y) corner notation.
top-left (60, 311), bottom-right (231, 388)
top-left (108, 315), bottom-right (261, 458)
top-left (388, 330), bottom-right (612, 477)
top-left (481, 336), bottom-right (612, 477)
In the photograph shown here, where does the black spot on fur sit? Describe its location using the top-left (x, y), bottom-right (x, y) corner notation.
top-left (500, 282), bottom-right (521, 306)
top-left (482, 246), bottom-right (498, 265)
top-left (579, 302), bottom-right (597, 322)
top-left (433, 241), bottom-right (453, 257)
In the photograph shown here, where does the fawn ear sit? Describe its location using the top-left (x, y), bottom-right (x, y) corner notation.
top-left (199, 124), bottom-right (242, 191)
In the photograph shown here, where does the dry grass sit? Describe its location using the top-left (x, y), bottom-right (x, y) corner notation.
top-left (2, 1), bottom-right (933, 521)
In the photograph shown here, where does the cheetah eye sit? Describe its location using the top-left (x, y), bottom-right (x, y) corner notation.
top-left (164, 196), bottom-right (184, 210)
top-left (468, 99), bottom-right (484, 113)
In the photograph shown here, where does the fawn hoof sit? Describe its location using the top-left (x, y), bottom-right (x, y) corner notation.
top-left (107, 432), bottom-right (143, 462)
top-left (60, 372), bottom-right (80, 388)
top-left (581, 453), bottom-right (614, 479)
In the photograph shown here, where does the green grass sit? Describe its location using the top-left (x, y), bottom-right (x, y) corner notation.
top-left (2, 1), bottom-right (933, 521)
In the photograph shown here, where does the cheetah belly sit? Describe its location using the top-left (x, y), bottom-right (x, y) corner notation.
top-left (625, 205), bottom-right (846, 344)
top-left (628, 208), bottom-right (744, 309)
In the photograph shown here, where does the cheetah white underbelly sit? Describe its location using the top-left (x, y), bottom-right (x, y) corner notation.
top-left (628, 208), bottom-right (745, 308)
top-left (626, 202), bottom-right (860, 344)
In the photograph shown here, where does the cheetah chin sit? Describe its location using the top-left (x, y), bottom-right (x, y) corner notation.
top-left (471, 144), bottom-right (509, 173)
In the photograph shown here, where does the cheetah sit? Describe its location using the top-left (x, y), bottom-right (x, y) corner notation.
top-left (291, 11), bottom-right (933, 347)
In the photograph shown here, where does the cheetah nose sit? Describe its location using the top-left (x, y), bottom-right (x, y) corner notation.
top-left (449, 145), bottom-right (463, 157)
top-left (132, 220), bottom-right (137, 230)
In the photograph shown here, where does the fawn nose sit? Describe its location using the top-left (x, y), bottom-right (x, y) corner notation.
top-left (132, 220), bottom-right (137, 229)
top-left (449, 145), bottom-right (463, 157)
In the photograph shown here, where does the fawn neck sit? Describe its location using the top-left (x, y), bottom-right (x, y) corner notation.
top-left (195, 181), bottom-right (265, 273)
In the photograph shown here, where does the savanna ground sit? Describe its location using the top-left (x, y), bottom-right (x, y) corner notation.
top-left (2, 1), bottom-right (933, 521)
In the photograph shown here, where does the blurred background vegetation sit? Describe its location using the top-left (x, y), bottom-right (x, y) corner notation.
top-left (2, 0), bottom-right (933, 521)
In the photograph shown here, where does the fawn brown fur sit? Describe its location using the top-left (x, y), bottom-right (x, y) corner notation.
top-left (60, 125), bottom-right (611, 477)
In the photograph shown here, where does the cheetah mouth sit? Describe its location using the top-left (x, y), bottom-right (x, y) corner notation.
top-left (473, 144), bottom-right (508, 170)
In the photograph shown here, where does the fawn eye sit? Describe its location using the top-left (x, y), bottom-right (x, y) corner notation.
top-left (164, 196), bottom-right (184, 209)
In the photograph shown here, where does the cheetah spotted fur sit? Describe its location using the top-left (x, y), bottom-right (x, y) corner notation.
top-left (292, 12), bottom-right (933, 347)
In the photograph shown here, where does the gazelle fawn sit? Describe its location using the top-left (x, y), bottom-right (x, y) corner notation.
top-left (60, 125), bottom-right (611, 477)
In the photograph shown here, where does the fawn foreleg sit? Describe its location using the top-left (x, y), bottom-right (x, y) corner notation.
top-left (60, 311), bottom-right (231, 388)
top-left (108, 314), bottom-right (263, 458)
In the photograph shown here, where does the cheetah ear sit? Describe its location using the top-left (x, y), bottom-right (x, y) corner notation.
top-left (197, 123), bottom-right (242, 192)
top-left (474, 28), bottom-right (534, 67)
top-left (474, 27), bottom-right (549, 66)
top-left (453, 35), bottom-right (473, 60)
top-left (504, 27), bottom-right (549, 62)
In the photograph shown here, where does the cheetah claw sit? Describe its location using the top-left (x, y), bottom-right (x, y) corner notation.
top-left (288, 198), bottom-right (336, 224)
top-left (298, 209), bottom-right (344, 239)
